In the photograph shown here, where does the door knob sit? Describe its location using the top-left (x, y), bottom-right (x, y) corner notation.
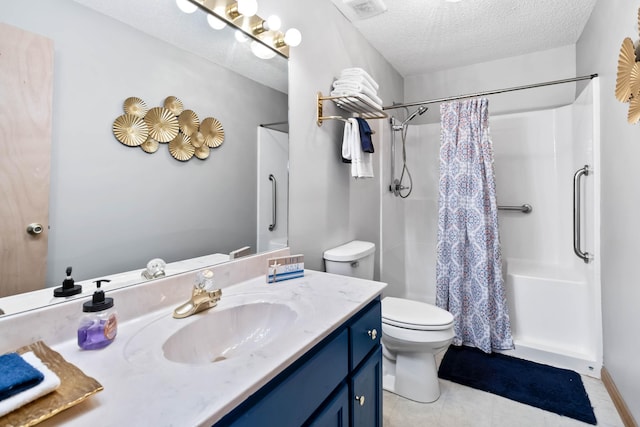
top-left (354, 395), bottom-right (365, 406)
top-left (26, 223), bottom-right (44, 235)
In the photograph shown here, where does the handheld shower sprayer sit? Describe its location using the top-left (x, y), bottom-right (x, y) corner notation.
top-left (401, 105), bottom-right (428, 126)
top-left (390, 105), bottom-right (428, 198)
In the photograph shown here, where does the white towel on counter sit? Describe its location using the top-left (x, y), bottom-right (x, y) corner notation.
top-left (0, 352), bottom-right (61, 417)
top-left (346, 118), bottom-right (373, 179)
top-left (339, 68), bottom-right (379, 90)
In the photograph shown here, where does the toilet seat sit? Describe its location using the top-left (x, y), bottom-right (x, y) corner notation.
top-left (382, 297), bottom-right (454, 331)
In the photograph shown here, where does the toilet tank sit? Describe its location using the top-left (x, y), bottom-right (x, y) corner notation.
top-left (323, 241), bottom-right (375, 280)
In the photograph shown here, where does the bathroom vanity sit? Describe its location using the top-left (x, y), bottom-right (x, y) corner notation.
top-left (0, 251), bottom-right (386, 426)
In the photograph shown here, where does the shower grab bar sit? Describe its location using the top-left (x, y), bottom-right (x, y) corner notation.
top-left (268, 174), bottom-right (277, 232)
top-left (573, 165), bottom-right (591, 263)
top-left (498, 204), bottom-right (532, 213)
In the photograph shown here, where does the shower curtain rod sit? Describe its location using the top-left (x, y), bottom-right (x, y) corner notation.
top-left (382, 74), bottom-right (598, 111)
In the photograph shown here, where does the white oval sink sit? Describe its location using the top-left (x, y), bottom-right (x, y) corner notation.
top-left (162, 302), bottom-right (296, 365)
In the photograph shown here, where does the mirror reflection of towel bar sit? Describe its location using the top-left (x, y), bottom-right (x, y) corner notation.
top-left (498, 204), bottom-right (532, 214)
top-left (269, 174), bottom-right (277, 232)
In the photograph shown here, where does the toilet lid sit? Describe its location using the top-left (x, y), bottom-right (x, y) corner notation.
top-left (382, 297), bottom-right (454, 331)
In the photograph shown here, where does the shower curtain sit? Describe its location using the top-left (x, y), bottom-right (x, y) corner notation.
top-left (435, 98), bottom-right (513, 353)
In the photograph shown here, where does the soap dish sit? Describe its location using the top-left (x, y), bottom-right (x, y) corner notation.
top-left (0, 341), bottom-right (103, 427)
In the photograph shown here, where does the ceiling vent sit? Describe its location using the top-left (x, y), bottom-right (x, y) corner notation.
top-left (332, 0), bottom-right (388, 22)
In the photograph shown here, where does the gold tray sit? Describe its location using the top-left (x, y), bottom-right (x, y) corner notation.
top-left (0, 341), bottom-right (103, 427)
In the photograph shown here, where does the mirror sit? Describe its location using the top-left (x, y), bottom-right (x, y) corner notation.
top-left (0, 0), bottom-right (288, 315)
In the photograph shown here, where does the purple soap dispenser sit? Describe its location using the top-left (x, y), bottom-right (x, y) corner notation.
top-left (77, 279), bottom-right (118, 350)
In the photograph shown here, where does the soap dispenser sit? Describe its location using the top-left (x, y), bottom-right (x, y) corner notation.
top-left (77, 279), bottom-right (117, 350)
top-left (53, 266), bottom-right (82, 297)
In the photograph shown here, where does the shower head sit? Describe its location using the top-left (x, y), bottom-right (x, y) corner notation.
top-left (401, 105), bottom-right (428, 126)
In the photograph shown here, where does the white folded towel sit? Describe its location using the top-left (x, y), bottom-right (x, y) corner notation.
top-left (347, 118), bottom-right (374, 179)
top-left (0, 352), bottom-right (61, 417)
top-left (332, 81), bottom-right (383, 106)
top-left (333, 76), bottom-right (378, 94)
top-left (330, 90), bottom-right (383, 111)
top-left (340, 68), bottom-right (379, 90)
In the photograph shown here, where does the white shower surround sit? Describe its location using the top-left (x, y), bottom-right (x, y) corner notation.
top-left (381, 80), bottom-right (602, 377)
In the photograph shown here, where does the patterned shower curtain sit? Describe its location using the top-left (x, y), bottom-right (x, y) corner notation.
top-left (435, 98), bottom-right (514, 353)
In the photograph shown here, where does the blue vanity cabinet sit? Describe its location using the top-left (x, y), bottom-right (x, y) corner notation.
top-left (217, 298), bottom-right (382, 427)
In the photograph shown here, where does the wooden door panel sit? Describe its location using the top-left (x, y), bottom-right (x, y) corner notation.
top-left (0, 23), bottom-right (53, 297)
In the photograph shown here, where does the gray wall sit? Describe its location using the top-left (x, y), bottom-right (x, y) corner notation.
top-left (282, 0), bottom-right (404, 277)
top-left (403, 45), bottom-right (578, 124)
top-left (1, 0), bottom-right (287, 284)
top-left (577, 0), bottom-right (640, 420)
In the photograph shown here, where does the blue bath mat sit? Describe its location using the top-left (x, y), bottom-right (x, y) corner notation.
top-left (438, 345), bottom-right (597, 425)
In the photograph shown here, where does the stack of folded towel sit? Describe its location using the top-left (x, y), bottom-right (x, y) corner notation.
top-left (0, 351), bottom-right (61, 417)
top-left (331, 67), bottom-right (383, 110)
top-left (342, 117), bottom-right (374, 179)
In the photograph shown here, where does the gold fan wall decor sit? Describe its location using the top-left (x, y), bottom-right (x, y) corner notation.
top-left (112, 96), bottom-right (225, 162)
top-left (123, 97), bottom-right (149, 118)
top-left (144, 107), bottom-right (179, 142)
top-left (113, 114), bottom-right (148, 147)
top-left (615, 7), bottom-right (640, 123)
top-left (169, 133), bottom-right (195, 161)
top-left (201, 117), bottom-right (225, 148)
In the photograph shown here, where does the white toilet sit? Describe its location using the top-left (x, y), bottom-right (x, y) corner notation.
top-left (323, 240), bottom-right (455, 403)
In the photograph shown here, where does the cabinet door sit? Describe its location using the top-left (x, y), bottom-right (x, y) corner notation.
top-left (349, 301), bottom-right (381, 370)
top-left (306, 383), bottom-right (349, 427)
top-left (350, 346), bottom-right (382, 427)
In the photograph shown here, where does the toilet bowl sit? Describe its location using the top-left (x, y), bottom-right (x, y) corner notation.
top-left (381, 296), bottom-right (454, 403)
top-left (323, 240), bottom-right (455, 403)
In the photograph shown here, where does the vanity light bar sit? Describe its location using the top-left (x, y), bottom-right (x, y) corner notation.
top-left (187, 0), bottom-right (291, 58)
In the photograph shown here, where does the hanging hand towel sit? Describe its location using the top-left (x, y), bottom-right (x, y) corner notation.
top-left (0, 351), bottom-right (61, 417)
top-left (341, 119), bottom-right (353, 163)
top-left (348, 118), bottom-right (374, 178)
top-left (0, 352), bottom-right (44, 401)
top-left (356, 118), bottom-right (374, 153)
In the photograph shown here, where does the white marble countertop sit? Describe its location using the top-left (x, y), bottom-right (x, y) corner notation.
top-left (29, 270), bottom-right (386, 427)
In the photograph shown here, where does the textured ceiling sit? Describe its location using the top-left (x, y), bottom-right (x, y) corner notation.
top-left (332, 0), bottom-right (598, 76)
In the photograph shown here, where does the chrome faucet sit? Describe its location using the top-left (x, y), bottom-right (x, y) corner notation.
top-left (173, 270), bottom-right (222, 319)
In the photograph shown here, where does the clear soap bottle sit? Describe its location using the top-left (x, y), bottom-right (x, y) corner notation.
top-left (77, 279), bottom-right (117, 350)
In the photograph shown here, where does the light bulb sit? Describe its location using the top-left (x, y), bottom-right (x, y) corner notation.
top-left (207, 14), bottom-right (227, 30)
top-left (176, 0), bottom-right (197, 14)
top-left (265, 15), bottom-right (281, 31)
top-left (284, 28), bottom-right (302, 47)
top-left (250, 41), bottom-right (276, 59)
top-left (237, 0), bottom-right (258, 17)
top-left (235, 30), bottom-right (249, 43)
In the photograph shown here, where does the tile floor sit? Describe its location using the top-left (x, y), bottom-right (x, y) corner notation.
top-left (383, 362), bottom-right (625, 427)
